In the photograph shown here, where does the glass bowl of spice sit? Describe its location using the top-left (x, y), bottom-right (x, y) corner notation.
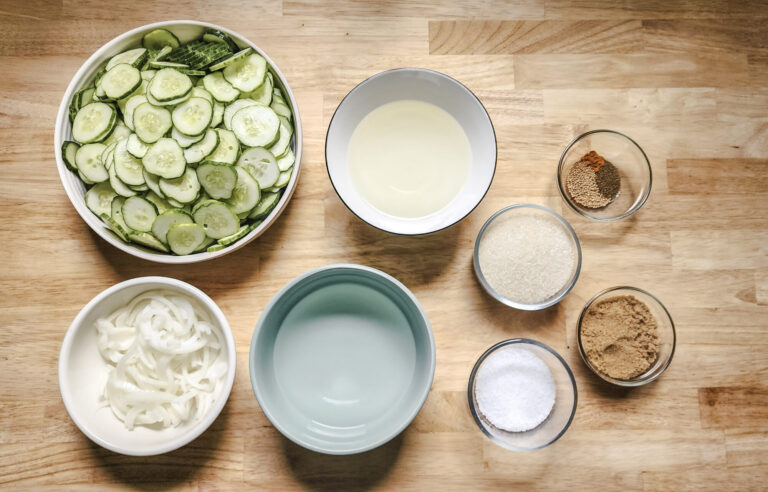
top-left (468, 339), bottom-right (578, 451)
top-left (557, 130), bottom-right (652, 221)
top-left (577, 286), bottom-right (675, 387)
top-left (474, 204), bottom-right (582, 310)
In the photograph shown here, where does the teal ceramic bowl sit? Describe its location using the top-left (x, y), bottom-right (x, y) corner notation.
top-left (249, 264), bottom-right (436, 455)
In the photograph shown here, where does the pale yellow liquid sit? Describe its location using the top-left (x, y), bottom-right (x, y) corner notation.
top-left (348, 100), bottom-right (471, 218)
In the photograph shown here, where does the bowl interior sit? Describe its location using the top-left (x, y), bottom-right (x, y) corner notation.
top-left (577, 287), bottom-right (675, 387)
top-left (326, 68), bottom-right (496, 235)
top-left (558, 130), bottom-right (651, 221)
top-left (55, 21), bottom-right (301, 263)
top-left (468, 339), bottom-right (577, 451)
top-left (250, 265), bottom-right (435, 454)
top-left (59, 278), bottom-right (236, 455)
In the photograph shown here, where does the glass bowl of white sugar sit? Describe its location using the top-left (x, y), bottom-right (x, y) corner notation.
top-left (468, 339), bottom-right (578, 451)
top-left (473, 204), bottom-right (581, 310)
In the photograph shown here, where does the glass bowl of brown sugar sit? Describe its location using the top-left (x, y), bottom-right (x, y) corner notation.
top-left (557, 130), bottom-right (651, 221)
top-left (577, 286), bottom-right (675, 387)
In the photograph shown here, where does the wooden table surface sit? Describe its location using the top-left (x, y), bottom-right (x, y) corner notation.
top-left (2, 0), bottom-right (767, 490)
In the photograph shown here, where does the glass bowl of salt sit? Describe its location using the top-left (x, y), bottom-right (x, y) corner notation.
top-left (468, 339), bottom-right (577, 451)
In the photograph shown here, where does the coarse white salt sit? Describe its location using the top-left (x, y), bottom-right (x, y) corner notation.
top-left (478, 210), bottom-right (575, 305)
top-left (475, 347), bottom-right (556, 432)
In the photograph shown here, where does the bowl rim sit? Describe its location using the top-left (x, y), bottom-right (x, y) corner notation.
top-left (248, 263), bottom-right (436, 455)
top-left (556, 129), bottom-right (652, 222)
top-left (324, 67), bottom-right (497, 236)
top-left (53, 20), bottom-right (303, 264)
top-left (473, 203), bottom-right (582, 310)
top-left (57, 276), bottom-right (237, 456)
top-left (467, 338), bottom-right (578, 451)
top-left (576, 285), bottom-right (676, 387)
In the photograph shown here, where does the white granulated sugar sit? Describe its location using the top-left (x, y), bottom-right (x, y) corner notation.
top-left (478, 211), bottom-right (575, 305)
top-left (475, 347), bottom-right (556, 432)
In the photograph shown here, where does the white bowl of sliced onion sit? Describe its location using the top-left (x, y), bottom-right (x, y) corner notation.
top-left (58, 276), bottom-right (236, 456)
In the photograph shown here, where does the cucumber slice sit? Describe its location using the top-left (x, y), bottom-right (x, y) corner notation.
top-left (193, 235), bottom-right (216, 252)
top-left (207, 129), bottom-right (239, 164)
top-left (110, 196), bottom-right (132, 232)
top-left (217, 224), bottom-right (249, 246)
top-left (271, 168), bottom-right (293, 190)
top-left (126, 133), bottom-right (149, 158)
top-left (144, 190), bottom-right (171, 213)
top-left (224, 98), bottom-right (259, 131)
top-left (123, 94), bottom-right (148, 130)
top-left (148, 68), bottom-right (192, 102)
top-left (146, 89), bottom-right (192, 107)
top-left (79, 170), bottom-right (95, 185)
top-left (141, 70), bottom-right (157, 81)
top-left (76, 143), bottom-right (108, 183)
top-left (113, 140), bottom-right (145, 185)
top-left (79, 87), bottom-right (96, 108)
top-left (132, 102), bottom-right (172, 143)
top-left (172, 97), bottom-right (212, 136)
top-left (207, 243), bottom-right (226, 253)
top-left (143, 138), bottom-right (185, 179)
top-left (72, 102), bottom-right (115, 144)
top-left (166, 223), bottom-right (206, 255)
top-left (248, 191), bottom-right (280, 220)
top-left (223, 53), bottom-right (267, 92)
top-left (241, 71), bottom-right (273, 106)
top-left (227, 165), bottom-right (261, 214)
top-left (149, 61), bottom-right (188, 69)
top-left (167, 197), bottom-right (187, 209)
top-left (106, 48), bottom-right (148, 71)
top-left (191, 87), bottom-right (213, 104)
top-left (142, 29), bottom-right (180, 50)
top-left (276, 147), bottom-right (295, 171)
top-left (100, 63), bottom-right (142, 100)
top-left (159, 167), bottom-right (200, 204)
top-left (171, 126), bottom-right (204, 148)
top-left (128, 231), bottom-right (170, 252)
top-left (192, 200), bottom-right (239, 239)
top-left (101, 119), bottom-right (132, 147)
top-left (85, 182), bottom-right (117, 216)
top-left (183, 128), bottom-right (219, 164)
top-left (122, 195), bottom-right (157, 232)
top-left (203, 29), bottom-right (239, 52)
top-left (143, 170), bottom-right (164, 198)
top-left (238, 147), bottom-right (279, 189)
top-left (197, 161), bottom-right (237, 200)
top-left (231, 105), bottom-right (279, 147)
top-left (209, 47), bottom-right (252, 71)
top-left (107, 154), bottom-right (137, 197)
top-left (100, 213), bottom-right (130, 241)
top-left (62, 141), bottom-right (80, 171)
top-left (202, 72), bottom-right (239, 103)
top-left (129, 183), bottom-right (149, 192)
top-left (152, 45), bottom-right (173, 62)
top-left (271, 99), bottom-right (292, 120)
top-left (211, 101), bottom-right (224, 127)
top-left (151, 208), bottom-right (193, 244)
top-left (268, 117), bottom-right (293, 158)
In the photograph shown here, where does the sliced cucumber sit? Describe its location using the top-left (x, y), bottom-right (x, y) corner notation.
top-left (248, 191), bottom-right (280, 220)
top-left (107, 154), bottom-right (137, 197)
top-left (209, 47), bottom-right (252, 71)
top-left (171, 126), bottom-right (204, 148)
top-left (172, 97), bottom-right (212, 136)
top-left (193, 200), bottom-right (239, 239)
top-left (106, 48), bottom-right (148, 71)
top-left (123, 94), bottom-right (148, 130)
top-left (211, 101), bottom-right (224, 127)
top-left (113, 140), bottom-right (144, 186)
top-left (101, 119), bottom-right (132, 147)
top-left (238, 147), bottom-right (279, 189)
top-left (128, 231), bottom-right (170, 252)
top-left (271, 99), bottom-right (292, 120)
top-left (144, 190), bottom-right (170, 213)
top-left (231, 105), bottom-right (279, 147)
top-left (183, 128), bottom-right (219, 164)
top-left (197, 161), bottom-right (237, 200)
top-left (76, 143), bottom-right (108, 183)
top-left (151, 208), bottom-right (193, 244)
top-left (85, 182), bottom-right (117, 216)
top-left (129, 183), bottom-right (149, 192)
top-left (100, 63), bottom-right (142, 100)
top-left (167, 196), bottom-right (187, 209)
top-left (146, 89), bottom-right (192, 107)
top-left (207, 129), bottom-right (239, 164)
top-left (269, 168), bottom-right (292, 190)
top-left (142, 29), bottom-right (180, 50)
top-left (241, 71), bottom-right (273, 106)
top-left (159, 167), bottom-right (200, 204)
top-left (166, 223), bottom-right (206, 255)
top-left (202, 72), bottom-right (239, 103)
top-left (72, 102), bottom-right (116, 144)
top-left (224, 98), bottom-right (259, 131)
top-left (148, 68), bottom-right (192, 102)
top-left (276, 147), bottom-right (295, 171)
top-left (132, 102), bottom-right (172, 143)
top-left (206, 243), bottom-right (226, 253)
top-left (217, 224), bottom-right (249, 246)
top-left (268, 117), bottom-right (293, 158)
top-left (194, 235), bottom-right (217, 252)
top-left (122, 195), bottom-right (157, 232)
top-left (227, 165), bottom-right (261, 214)
top-left (126, 132), bottom-right (149, 158)
top-left (191, 86), bottom-right (213, 104)
top-left (152, 45), bottom-right (173, 62)
top-left (110, 196), bottom-right (132, 232)
top-left (141, 70), bottom-right (157, 81)
top-left (203, 29), bottom-right (239, 52)
top-left (101, 213), bottom-right (130, 241)
top-left (143, 138), bottom-right (185, 179)
top-left (223, 53), bottom-right (267, 92)
top-left (149, 60), bottom-right (188, 69)
top-left (62, 141), bottom-right (80, 171)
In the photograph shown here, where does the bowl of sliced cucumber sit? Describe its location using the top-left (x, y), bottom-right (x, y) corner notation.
top-left (55, 21), bottom-right (301, 263)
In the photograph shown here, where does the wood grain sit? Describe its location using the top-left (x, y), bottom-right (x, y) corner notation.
top-left (1, 0), bottom-right (767, 490)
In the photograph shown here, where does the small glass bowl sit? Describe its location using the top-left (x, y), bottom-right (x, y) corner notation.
top-left (473, 204), bottom-right (582, 310)
top-left (577, 286), bottom-right (676, 387)
top-left (468, 339), bottom-right (578, 451)
top-left (557, 129), bottom-right (652, 221)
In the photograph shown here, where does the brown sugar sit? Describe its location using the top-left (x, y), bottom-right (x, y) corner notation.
top-left (565, 151), bottom-right (621, 209)
top-left (580, 295), bottom-right (660, 380)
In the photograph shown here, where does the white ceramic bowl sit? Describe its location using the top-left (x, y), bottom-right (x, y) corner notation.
top-left (54, 21), bottom-right (302, 263)
top-left (326, 68), bottom-right (496, 235)
top-left (58, 277), bottom-right (236, 456)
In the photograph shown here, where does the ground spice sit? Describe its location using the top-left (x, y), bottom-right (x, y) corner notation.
top-left (565, 151), bottom-right (621, 209)
top-left (580, 295), bottom-right (660, 380)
